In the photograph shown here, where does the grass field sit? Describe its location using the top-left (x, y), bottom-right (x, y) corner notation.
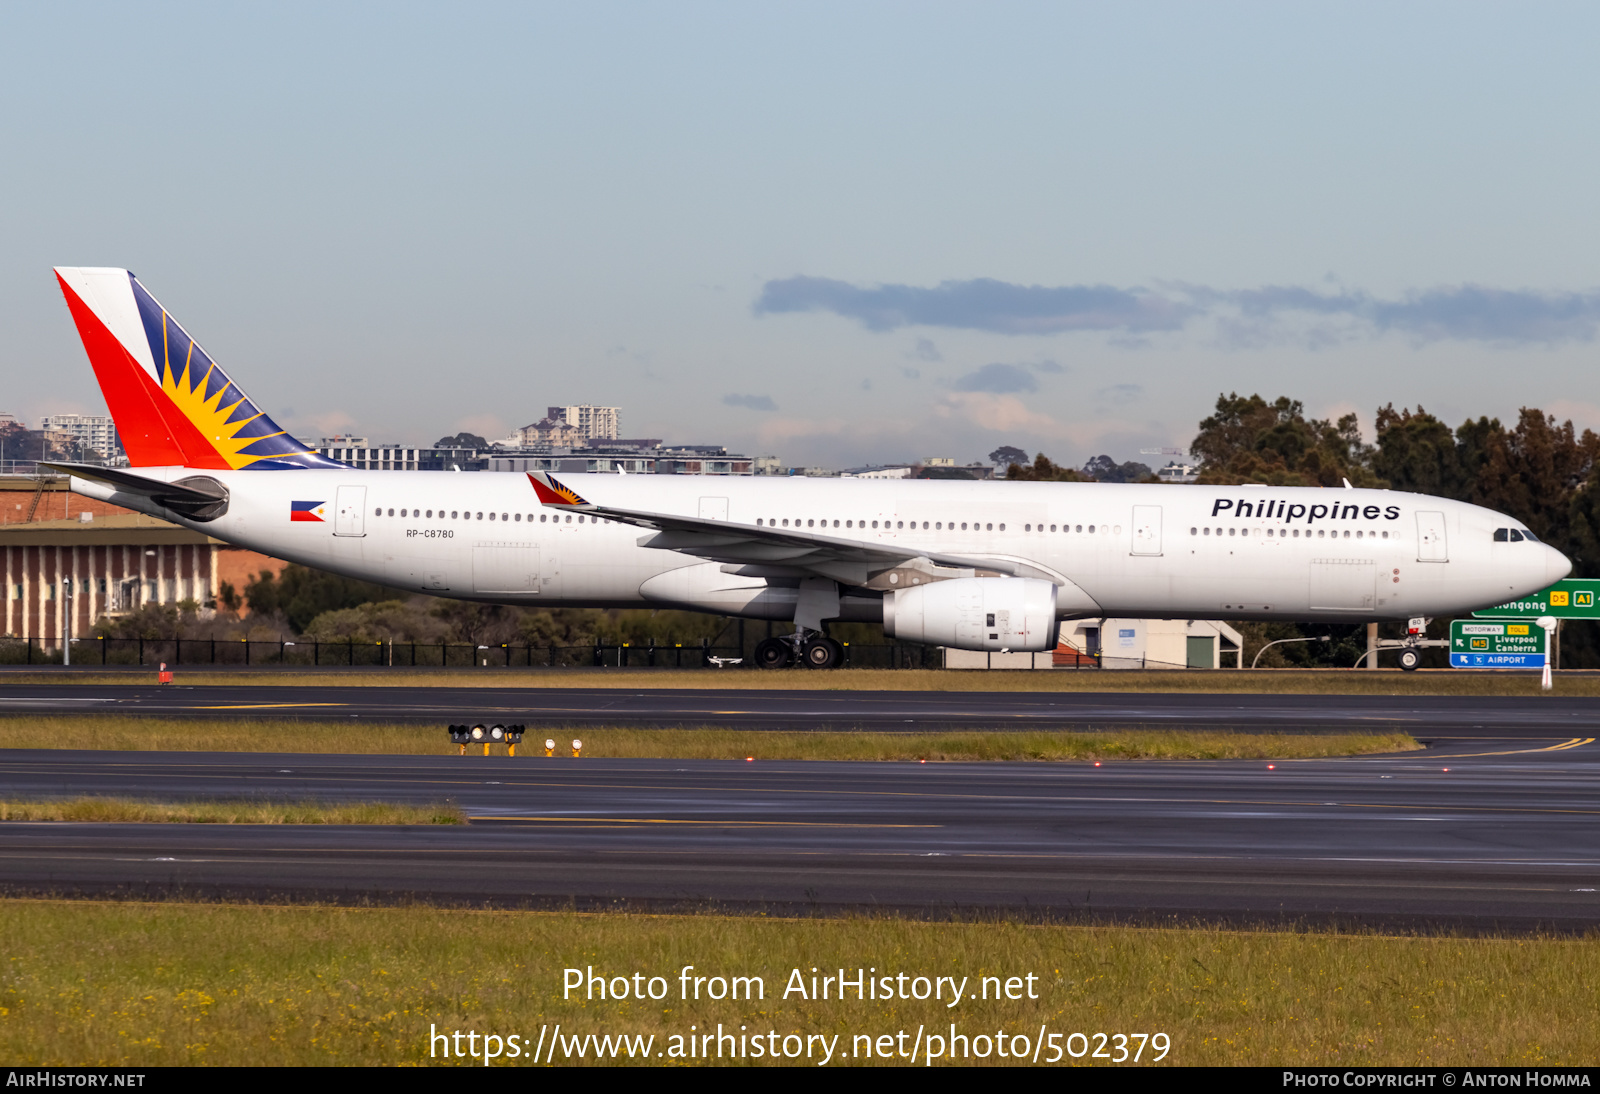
top-left (0, 716), bottom-right (1421, 761)
top-left (0, 797), bottom-right (462, 824)
top-left (1, 899), bottom-right (1594, 1067)
top-left (0, 665), bottom-right (1585, 695)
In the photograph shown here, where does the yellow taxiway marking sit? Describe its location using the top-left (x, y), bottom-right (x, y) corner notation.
top-left (475, 816), bottom-right (936, 828)
top-left (1429, 736), bottom-right (1595, 758)
top-left (191, 703), bottom-right (349, 710)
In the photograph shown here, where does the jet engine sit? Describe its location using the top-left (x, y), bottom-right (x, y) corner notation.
top-left (882, 577), bottom-right (1060, 652)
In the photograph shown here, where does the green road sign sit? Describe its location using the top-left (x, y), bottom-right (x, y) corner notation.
top-left (1450, 620), bottom-right (1547, 668)
top-left (1471, 578), bottom-right (1600, 620)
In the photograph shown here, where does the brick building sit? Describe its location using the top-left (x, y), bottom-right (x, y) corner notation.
top-left (1, 477), bottom-right (288, 645)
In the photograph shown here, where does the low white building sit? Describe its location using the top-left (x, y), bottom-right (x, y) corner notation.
top-left (945, 617), bottom-right (1243, 670)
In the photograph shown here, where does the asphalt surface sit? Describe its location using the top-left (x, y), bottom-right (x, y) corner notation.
top-left (4, 682), bottom-right (1600, 739)
top-left (2, 733), bottom-right (1597, 930)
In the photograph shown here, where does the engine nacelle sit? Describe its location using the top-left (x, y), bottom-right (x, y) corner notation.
top-left (882, 577), bottom-right (1060, 652)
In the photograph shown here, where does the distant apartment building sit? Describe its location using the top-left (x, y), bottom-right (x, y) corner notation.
top-left (514, 417), bottom-right (587, 447)
top-left (548, 405), bottom-right (620, 440)
top-left (311, 441), bottom-right (479, 471)
top-left (39, 414), bottom-right (120, 460)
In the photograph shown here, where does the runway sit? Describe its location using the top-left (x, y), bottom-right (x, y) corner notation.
top-left (5, 682), bottom-right (1600, 740)
top-left (2, 734), bottom-right (1598, 929)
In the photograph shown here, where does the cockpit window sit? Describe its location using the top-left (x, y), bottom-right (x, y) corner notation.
top-left (1521, 529), bottom-right (1540, 542)
top-left (1509, 529), bottom-right (1525, 542)
top-left (1494, 527), bottom-right (1537, 542)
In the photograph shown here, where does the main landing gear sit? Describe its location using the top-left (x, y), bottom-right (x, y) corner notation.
top-left (753, 630), bottom-right (844, 669)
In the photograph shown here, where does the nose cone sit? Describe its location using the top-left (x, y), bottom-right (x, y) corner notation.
top-left (1546, 545), bottom-right (1573, 586)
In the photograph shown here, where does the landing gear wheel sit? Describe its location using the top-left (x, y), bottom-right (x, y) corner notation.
top-left (1398, 647), bottom-right (1421, 672)
top-left (753, 637), bottom-right (793, 669)
top-left (803, 637), bottom-right (843, 669)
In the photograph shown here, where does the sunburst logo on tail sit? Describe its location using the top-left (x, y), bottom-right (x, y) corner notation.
top-left (528, 472), bottom-right (590, 507)
top-left (136, 282), bottom-right (343, 471)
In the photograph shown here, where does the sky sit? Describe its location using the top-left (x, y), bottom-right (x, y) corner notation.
top-left (4, 2), bottom-right (1600, 470)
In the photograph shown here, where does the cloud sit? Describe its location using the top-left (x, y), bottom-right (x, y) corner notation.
top-left (1031, 359), bottom-right (1065, 374)
top-left (936, 392), bottom-right (1059, 433)
top-left (1095, 384), bottom-right (1143, 405)
top-left (910, 338), bottom-right (942, 361)
top-left (900, 366), bottom-right (922, 380)
top-left (723, 393), bottom-right (778, 412)
top-left (758, 275), bottom-right (1600, 346)
top-left (756, 276), bottom-right (1192, 334)
top-left (454, 413), bottom-right (505, 438)
top-left (952, 363), bottom-right (1038, 394)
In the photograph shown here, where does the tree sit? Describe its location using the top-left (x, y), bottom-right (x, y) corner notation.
top-left (988, 446), bottom-right (1028, 469)
top-left (244, 565), bottom-right (401, 633)
top-left (1005, 453), bottom-right (1090, 482)
top-left (1191, 393), bottom-right (1379, 487)
top-left (434, 432), bottom-right (488, 449)
top-left (1082, 455), bottom-right (1154, 483)
top-left (1373, 404), bottom-right (1469, 498)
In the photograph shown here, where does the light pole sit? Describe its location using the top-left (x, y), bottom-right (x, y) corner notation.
top-left (61, 579), bottom-right (72, 666)
top-left (1251, 634), bottom-right (1331, 669)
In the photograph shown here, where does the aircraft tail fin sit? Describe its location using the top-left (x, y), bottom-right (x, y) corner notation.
top-left (53, 267), bottom-right (344, 470)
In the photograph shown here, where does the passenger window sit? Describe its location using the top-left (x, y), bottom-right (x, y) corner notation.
top-left (540, 514), bottom-right (547, 522)
top-left (374, 507), bottom-right (381, 517)
top-left (515, 513), bottom-right (521, 521)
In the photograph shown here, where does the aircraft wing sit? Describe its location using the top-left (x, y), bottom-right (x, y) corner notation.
top-left (526, 470), bottom-right (1047, 588)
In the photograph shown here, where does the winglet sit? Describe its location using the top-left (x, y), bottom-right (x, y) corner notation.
top-left (527, 471), bottom-right (592, 508)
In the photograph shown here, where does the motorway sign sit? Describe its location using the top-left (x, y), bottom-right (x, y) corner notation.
top-left (1449, 620), bottom-right (1547, 668)
top-left (1473, 579), bottom-right (1600, 619)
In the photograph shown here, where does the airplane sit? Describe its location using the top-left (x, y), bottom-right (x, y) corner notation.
top-left (45, 267), bottom-right (1571, 670)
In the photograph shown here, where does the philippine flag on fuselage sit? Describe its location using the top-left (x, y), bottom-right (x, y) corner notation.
top-left (291, 500), bottom-right (327, 522)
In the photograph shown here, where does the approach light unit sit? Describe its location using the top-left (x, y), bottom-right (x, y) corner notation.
top-left (448, 723), bottom-right (526, 756)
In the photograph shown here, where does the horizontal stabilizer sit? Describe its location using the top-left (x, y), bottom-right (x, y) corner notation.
top-left (41, 462), bottom-right (230, 521)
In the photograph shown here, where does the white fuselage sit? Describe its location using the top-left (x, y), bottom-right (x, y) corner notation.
top-left (74, 470), bottom-right (1569, 627)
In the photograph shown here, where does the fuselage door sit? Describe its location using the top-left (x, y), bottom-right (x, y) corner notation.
top-left (1131, 505), bottom-right (1163, 556)
top-left (1415, 511), bottom-right (1448, 562)
top-left (334, 486), bottom-right (367, 537)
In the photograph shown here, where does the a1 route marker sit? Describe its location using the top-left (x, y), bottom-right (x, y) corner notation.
top-left (1449, 620), bottom-right (1547, 668)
